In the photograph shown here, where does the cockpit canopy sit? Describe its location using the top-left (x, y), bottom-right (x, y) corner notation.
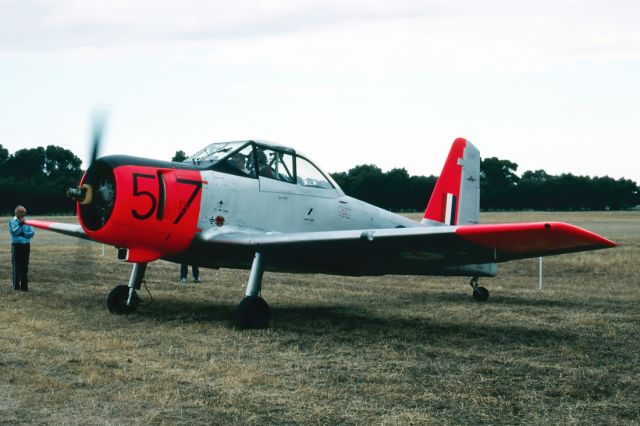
top-left (187, 141), bottom-right (251, 164)
top-left (183, 140), bottom-right (338, 190)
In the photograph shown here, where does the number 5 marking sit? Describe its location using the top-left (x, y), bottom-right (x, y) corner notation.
top-left (173, 178), bottom-right (202, 224)
top-left (131, 173), bottom-right (157, 220)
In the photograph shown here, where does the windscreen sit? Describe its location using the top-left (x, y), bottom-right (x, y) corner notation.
top-left (187, 141), bottom-right (248, 165)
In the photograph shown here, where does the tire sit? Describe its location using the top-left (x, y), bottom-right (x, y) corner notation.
top-left (107, 285), bottom-right (140, 314)
top-left (473, 286), bottom-right (490, 302)
top-left (235, 295), bottom-right (270, 329)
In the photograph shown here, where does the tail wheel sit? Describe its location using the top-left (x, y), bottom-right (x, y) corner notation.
top-left (472, 286), bottom-right (490, 302)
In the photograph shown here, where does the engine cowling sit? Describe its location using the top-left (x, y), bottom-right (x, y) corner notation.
top-left (77, 155), bottom-right (204, 263)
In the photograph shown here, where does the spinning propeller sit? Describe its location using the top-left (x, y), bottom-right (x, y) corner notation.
top-left (67, 109), bottom-right (109, 205)
top-left (89, 109), bottom-right (108, 167)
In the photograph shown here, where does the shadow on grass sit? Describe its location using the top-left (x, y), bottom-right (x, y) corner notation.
top-left (276, 305), bottom-right (578, 344)
top-left (423, 290), bottom-right (636, 311)
top-left (425, 291), bottom-right (588, 309)
top-left (137, 298), bottom-right (236, 325)
top-left (487, 294), bottom-right (636, 311)
top-left (128, 297), bottom-right (579, 349)
top-left (36, 286), bottom-right (595, 350)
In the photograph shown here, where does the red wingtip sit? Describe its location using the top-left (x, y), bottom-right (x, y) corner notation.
top-left (456, 222), bottom-right (617, 254)
top-left (25, 219), bottom-right (54, 229)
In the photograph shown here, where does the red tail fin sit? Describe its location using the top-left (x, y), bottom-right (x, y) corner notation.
top-left (423, 138), bottom-right (480, 226)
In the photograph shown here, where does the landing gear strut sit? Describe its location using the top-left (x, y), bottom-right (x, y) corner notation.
top-left (235, 252), bottom-right (270, 329)
top-left (470, 276), bottom-right (489, 302)
top-left (107, 262), bottom-right (146, 314)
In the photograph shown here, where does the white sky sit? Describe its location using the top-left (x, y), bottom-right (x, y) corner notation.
top-left (1, 0), bottom-right (639, 183)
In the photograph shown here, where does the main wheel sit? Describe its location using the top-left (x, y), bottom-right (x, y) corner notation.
top-left (472, 286), bottom-right (490, 302)
top-left (235, 295), bottom-right (270, 329)
top-left (107, 285), bottom-right (140, 314)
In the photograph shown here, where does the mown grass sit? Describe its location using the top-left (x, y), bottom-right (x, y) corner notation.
top-left (0, 212), bottom-right (638, 425)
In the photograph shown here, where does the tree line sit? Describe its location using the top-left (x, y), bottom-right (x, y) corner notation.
top-left (331, 158), bottom-right (640, 211)
top-left (0, 144), bottom-right (637, 215)
top-left (0, 144), bottom-right (83, 215)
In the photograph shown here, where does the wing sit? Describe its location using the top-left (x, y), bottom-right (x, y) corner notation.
top-left (29, 217), bottom-right (615, 274)
top-left (192, 221), bottom-right (616, 275)
top-left (27, 219), bottom-right (91, 241)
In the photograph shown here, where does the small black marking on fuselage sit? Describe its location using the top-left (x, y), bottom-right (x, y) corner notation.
top-left (307, 208), bottom-right (314, 215)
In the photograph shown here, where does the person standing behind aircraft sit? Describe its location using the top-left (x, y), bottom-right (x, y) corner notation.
top-left (179, 264), bottom-right (200, 284)
top-left (8, 205), bottom-right (35, 291)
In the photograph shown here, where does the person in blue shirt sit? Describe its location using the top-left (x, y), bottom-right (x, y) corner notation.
top-left (8, 205), bottom-right (35, 291)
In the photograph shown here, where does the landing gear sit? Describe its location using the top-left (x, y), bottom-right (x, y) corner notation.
top-left (470, 276), bottom-right (489, 302)
top-left (235, 252), bottom-right (270, 329)
top-left (107, 262), bottom-right (146, 314)
top-left (107, 285), bottom-right (140, 314)
top-left (235, 295), bottom-right (270, 329)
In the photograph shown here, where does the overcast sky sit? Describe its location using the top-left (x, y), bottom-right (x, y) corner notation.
top-left (1, 0), bottom-right (639, 183)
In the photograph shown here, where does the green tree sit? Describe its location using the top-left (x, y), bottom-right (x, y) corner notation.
top-left (518, 170), bottom-right (551, 210)
top-left (480, 157), bottom-right (519, 187)
top-left (480, 157), bottom-right (520, 210)
top-left (0, 147), bottom-right (46, 180)
top-left (0, 144), bottom-right (8, 164)
top-left (44, 145), bottom-right (83, 180)
top-left (382, 168), bottom-right (410, 211)
top-left (332, 164), bottom-right (385, 207)
top-left (332, 165), bottom-right (436, 212)
top-left (0, 145), bottom-right (82, 214)
top-left (172, 150), bottom-right (187, 162)
top-left (407, 175), bottom-right (437, 211)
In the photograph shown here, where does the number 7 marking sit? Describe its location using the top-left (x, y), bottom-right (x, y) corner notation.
top-left (173, 178), bottom-right (202, 224)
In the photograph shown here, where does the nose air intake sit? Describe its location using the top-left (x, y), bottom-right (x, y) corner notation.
top-left (77, 160), bottom-right (117, 231)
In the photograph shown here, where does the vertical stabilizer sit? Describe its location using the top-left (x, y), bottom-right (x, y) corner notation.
top-left (422, 138), bottom-right (480, 226)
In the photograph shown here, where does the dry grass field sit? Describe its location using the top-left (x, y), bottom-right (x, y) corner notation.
top-left (1, 211), bottom-right (638, 425)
